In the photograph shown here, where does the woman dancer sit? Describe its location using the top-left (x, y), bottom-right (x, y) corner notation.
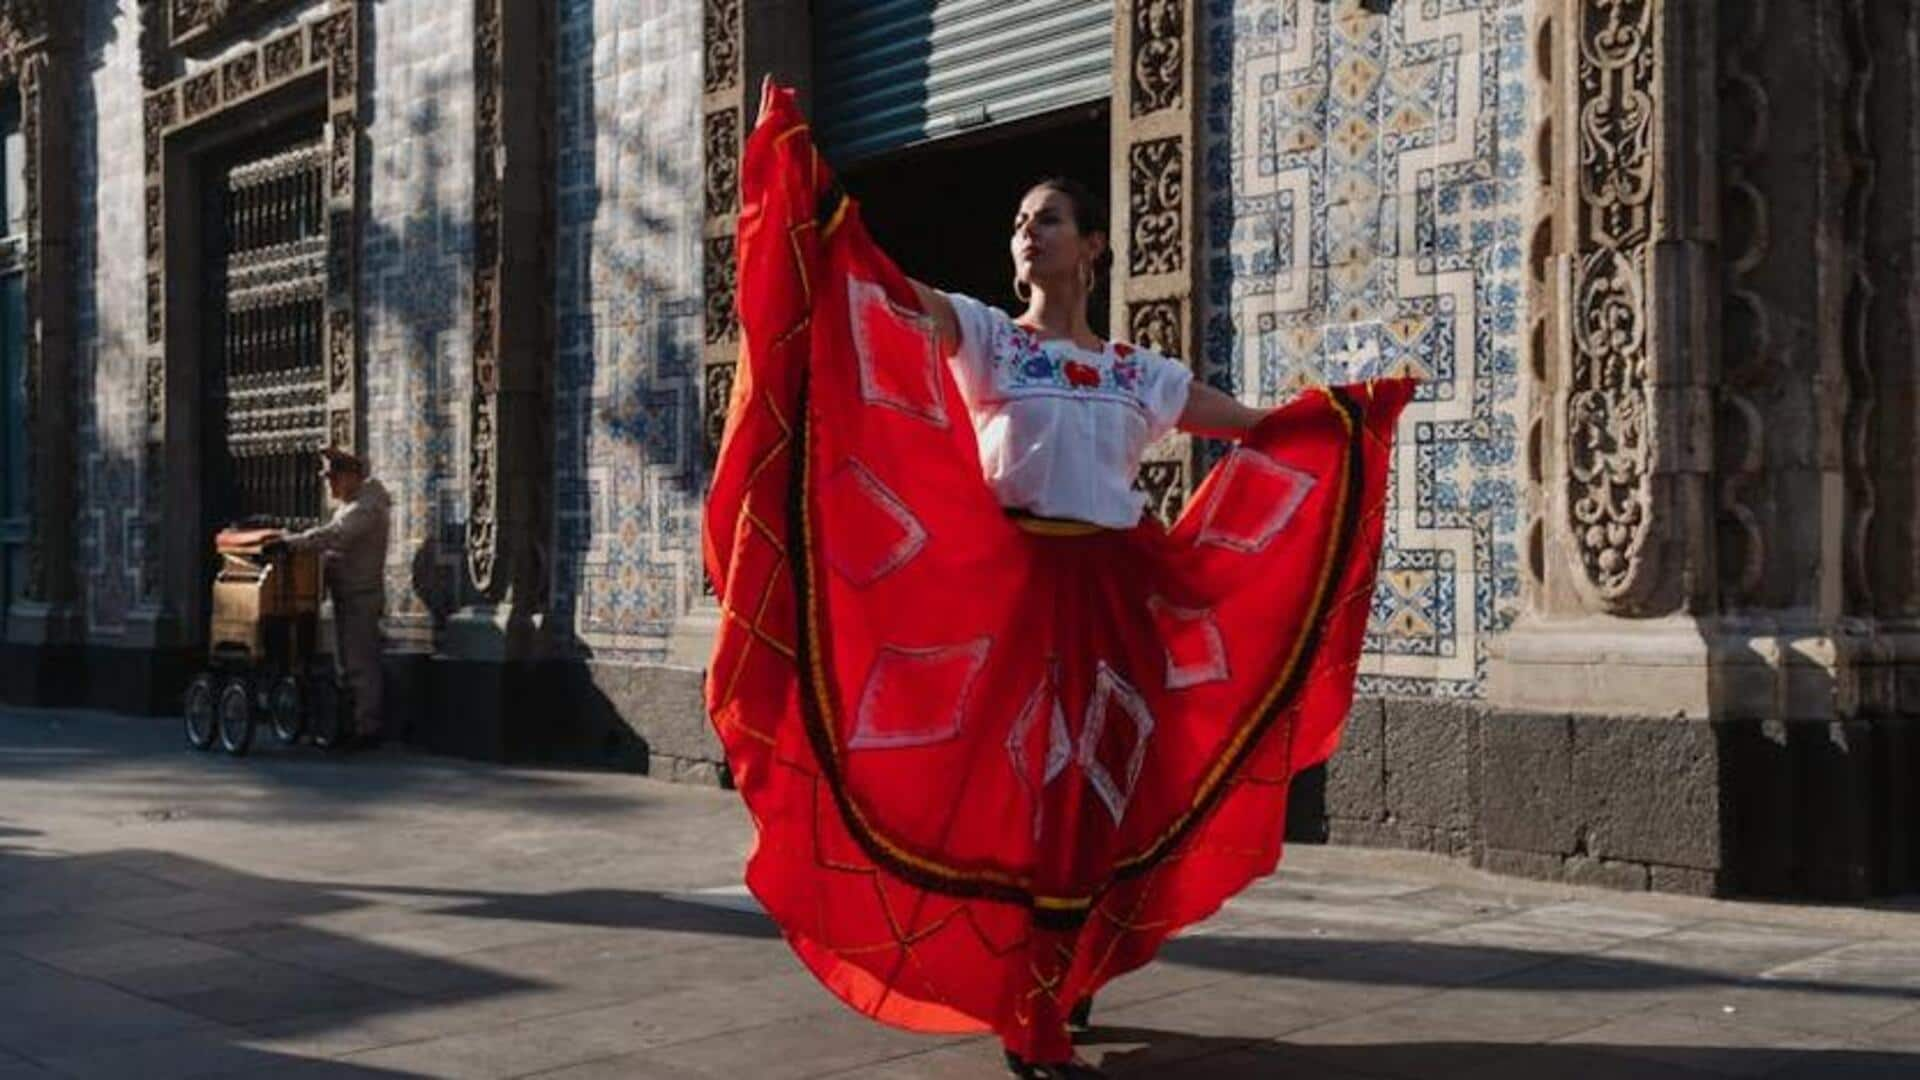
top-left (705, 83), bottom-right (1414, 1078)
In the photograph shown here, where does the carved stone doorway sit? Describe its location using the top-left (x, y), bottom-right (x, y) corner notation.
top-left (846, 104), bottom-right (1111, 337)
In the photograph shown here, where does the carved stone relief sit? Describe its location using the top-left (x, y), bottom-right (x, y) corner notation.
top-left (1114, 2), bottom-right (1199, 518)
top-left (1715, 0), bottom-right (1770, 608)
top-left (169, 0), bottom-right (303, 51)
top-left (1564, 0), bottom-right (1656, 604)
top-left (1128, 136), bottom-right (1184, 277)
top-left (1836, 0), bottom-right (1877, 614)
top-left (1130, 0), bottom-right (1182, 117)
top-left (704, 0), bottom-right (740, 95)
top-left (1128, 299), bottom-right (1181, 359)
top-left (701, 0), bottom-right (744, 478)
top-left (470, 0), bottom-right (504, 594)
top-left (704, 108), bottom-right (740, 222)
top-left (703, 235), bottom-right (737, 346)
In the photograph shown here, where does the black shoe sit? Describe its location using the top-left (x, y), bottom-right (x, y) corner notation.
top-left (1004, 1051), bottom-right (1106, 1079)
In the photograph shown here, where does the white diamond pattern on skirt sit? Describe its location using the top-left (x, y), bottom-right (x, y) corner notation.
top-left (848, 276), bottom-right (949, 428)
top-left (848, 638), bottom-right (992, 751)
top-left (1078, 662), bottom-right (1156, 826)
top-left (1195, 447), bottom-right (1318, 554)
top-left (821, 457), bottom-right (929, 587)
top-left (1006, 661), bottom-right (1073, 839)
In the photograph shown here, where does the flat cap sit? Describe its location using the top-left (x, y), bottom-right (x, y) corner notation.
top-left (318, 446), bottom-right (367, 476)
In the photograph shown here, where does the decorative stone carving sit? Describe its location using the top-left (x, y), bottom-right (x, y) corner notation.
top-left (1837, 0), bottom-right (1877, 613)
top-left (1128, 299), bottom-right (1181, 359)
top-left (1130, 0), bottom-right (1182, 117)
top-left (221, 51), bottom-right (257, 98)
top-left (704, 0), bottom-right (740, 94)
top-left (169, 0), bottom-right (301, 51)
top-left (1564, 0), bottom-right (1656, 602)
top-left (704, 362), bottom-right (735, 468)
top-left (469, 0), bottom-right (504, 595)
top-left (1135, 461), bottom-right (1186, 525)
top-left (1128, 136), bottom-right (1183, 277)
top-left (705, 108), bottom-right (740, 220)
top-left (704, 236), bottom-right (737, 345)
top-left (1715, 0), bottom-right (1770, 607)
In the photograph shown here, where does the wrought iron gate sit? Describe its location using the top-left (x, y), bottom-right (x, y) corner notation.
top-left (212, 136), bottom-right (329, 529)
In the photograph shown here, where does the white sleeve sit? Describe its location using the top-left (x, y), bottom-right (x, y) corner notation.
top-left (941, 291), bottom-right (1010, 402)
top-left (1137, 349), bottom-right (1194, 441)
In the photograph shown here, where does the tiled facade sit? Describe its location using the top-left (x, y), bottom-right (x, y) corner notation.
top-left (361, 0), bottom-right (477, 646)
top-left (56, 0), bottom-right (1516, 686)
top-left (1205, 0), bottom-right (1528, 697)
top-left (550, 0), bottom-right (705, 661)
top-left (73, 0), bottom-right (151, 637)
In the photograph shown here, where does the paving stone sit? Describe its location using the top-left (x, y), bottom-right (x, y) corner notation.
top-left (638, 1012), bottom-right (958, 1078)
top-left (24, 1030), bottom-right (319, 1080)
top-left (1596, 919), bottom-right (1852, 977)
top-left (1551, 1011), bottom-right (1846, 1076)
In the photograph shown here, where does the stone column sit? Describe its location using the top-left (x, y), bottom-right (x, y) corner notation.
top-left (1, 3), bottom-right (82, 699)
top-left (1111, 0), bottom-right (1204, 521)
top-left (671, 0), bottom-right (812, 668)
top-left (1491, 0), bottom-right (1920, 898)
top-left (449, 0), bottom-right (557, 665)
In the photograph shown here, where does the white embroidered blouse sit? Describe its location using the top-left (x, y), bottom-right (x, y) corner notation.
top-left (944, 292), bottom-right (1193, 529)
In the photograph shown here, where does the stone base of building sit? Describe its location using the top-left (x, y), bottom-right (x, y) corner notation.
top-left (1287, 698), bottom-right (1920, 901)
top-left (390, 655), bottom-right (728, 786)
top-left (1, 642), bottom-right (197, 715)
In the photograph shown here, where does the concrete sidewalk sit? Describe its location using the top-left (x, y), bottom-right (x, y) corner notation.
top-left (1, 706), bottom-right (1918, 1079)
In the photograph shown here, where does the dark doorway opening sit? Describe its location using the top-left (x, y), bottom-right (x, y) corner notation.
top-left (843, 103), bottom-right (1110, 337)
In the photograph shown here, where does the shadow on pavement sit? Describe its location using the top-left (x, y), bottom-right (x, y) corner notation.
top-left (303, 880), bottom-right (781, 938)
top-left (1161, 932), bottom-right (1920, 1003)
top-left (0, 706), bottom-right (662, 823)
top-left (1088, 1026), bottom-right (1920, 1079)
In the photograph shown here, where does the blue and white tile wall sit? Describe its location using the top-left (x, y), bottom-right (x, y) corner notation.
top-left (1206, 0), bottom-right (1528, 697)
top-left (360, 0), bottom-right (478, 646)
top-left (551, 0), bottom-right (705, 661)
top-left (73, 0), bottom-right (153, 637)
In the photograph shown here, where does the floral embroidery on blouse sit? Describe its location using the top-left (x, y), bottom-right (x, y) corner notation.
top-left (997, 323), bottom-right (1151, 400)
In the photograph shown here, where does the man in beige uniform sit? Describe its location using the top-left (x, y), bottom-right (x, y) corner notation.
top-left (266, 448), bottom-right (391, 745)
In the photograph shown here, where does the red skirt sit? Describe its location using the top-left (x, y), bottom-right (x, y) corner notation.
top-left (704, 87), bottom-right (1415, 1062)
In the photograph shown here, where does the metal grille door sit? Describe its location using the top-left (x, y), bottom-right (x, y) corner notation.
top-left (813, 0), bottom-right (1113, 165)
top-left (217, 138), bottom-right (329, 529)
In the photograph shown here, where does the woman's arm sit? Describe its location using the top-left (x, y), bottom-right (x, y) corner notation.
top-left (907, 280), bottom-right (961, 355)
top-left (1177, 381), bottom-right (1268, 440)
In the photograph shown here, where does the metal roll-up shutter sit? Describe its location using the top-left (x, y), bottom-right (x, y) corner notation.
top-left (814, 0), bottom-right (1113, 165)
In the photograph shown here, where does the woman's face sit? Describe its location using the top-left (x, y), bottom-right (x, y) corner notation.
top-left (1011, 186), bottom-right (1104, 290)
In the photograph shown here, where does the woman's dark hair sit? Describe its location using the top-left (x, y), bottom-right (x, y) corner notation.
top-left (1025, 176), bottom-right (1113, 272)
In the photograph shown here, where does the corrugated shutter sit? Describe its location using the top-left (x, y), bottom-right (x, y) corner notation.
top-left (814, 0), bottom-right (1113, 165)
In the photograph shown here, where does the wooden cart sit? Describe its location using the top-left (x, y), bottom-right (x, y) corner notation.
top-left (183, 528), bottom-right (346, 754)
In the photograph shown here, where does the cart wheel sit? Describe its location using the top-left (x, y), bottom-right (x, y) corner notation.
top-left (308, 676), bottom-right (344, 749)
top-left (217, 677), bottom-right (255, 756)
top-left (269, 675), bottom-right (305, 745)
top-left (184, 673), bottom-right (217, 751)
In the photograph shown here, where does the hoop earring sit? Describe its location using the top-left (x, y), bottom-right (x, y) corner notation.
top-left (1014, 276), bottom-right (1032, 303)
top-left (1080, 262), bottom-right (1095, 297)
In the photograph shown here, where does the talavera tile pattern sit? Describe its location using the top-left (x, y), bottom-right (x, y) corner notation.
top-left (1205, 0), bottom-right (1528, 697)
top-left (550, 0), bottom-right (705, 660)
